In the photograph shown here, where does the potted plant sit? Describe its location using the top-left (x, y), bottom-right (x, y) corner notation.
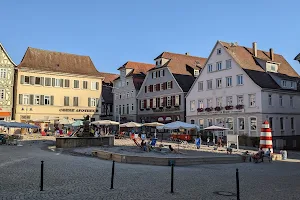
top-left (146, 107), bottom-right (150, 110)
top-left (152, 107), bottom-right (156, 110)
top-left (205, 107), bottom-right (212, 112)
top-left (215, 106), bottom-right (222, 111)
top-left (236, 104), bottom-right (244, 110)
top-left (197, 108), bottom-right (204, 112)
top-left (225, 105), bottom-right (233, 110)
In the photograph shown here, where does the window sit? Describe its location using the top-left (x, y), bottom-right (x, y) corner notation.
top-left (35, 77), bottom-right (42, 85)
top-left (153, 84), bottom-right (156, 92)
top-left (207, 80), bottom-right (212, 90)
top-left (208, 64), bottom-right (213, 72)
top-left (291, 117), bottom-right (294, 130)
top-left (191, 120), bottom-right (195, 124)
top-left (34, 95), bottom-right (40, 105)
top-left (290, 96), bottom-right (294, 107)
top-left (44, 96), bottom-right (50, 105)
top-left (64, 79), bottom-right (70, 88)
top-left (167, 81), bottom-right (172, 89)
top-left (131, 91), bottom-right (134, 97)
top-left (238, 118), bottom-right (245, 130)
top-left (153, 98), bottom-right (156, 108)
top-left (249, 94), bottom-right (256, 107)
top-left (126, 92), bottom-right (130, 98)
top-left (131, 104), bottom-right (134, 111)
top-left (237, 95), bottom-right (244, 105)
top-left (160, 70), bottom-right (164, 77)
top-left (226, 76), bottom-right (232, 87)
top-left (64, 96), bottom-right (70, 106)
top-left (118, 105), bottom-right (121, 114)
top-left (55, 79), bottom-right (62, 87)
top-left (160, 97), bottom-right (164, 107)
top-left (250, 117), bottom-right (257, 130)
top-left (0, 89), bottom-right (4, 100)
top-left (83, 81), bottom-right (88, 89)
top-left (24, 76), bottom-right (30, 84)
top-left (226, 59), bottom-right (232, 69)
top-left (190, 100), bottom-right (195, 111)
top-left (45, 78), bottom-right (51, 86)
top-left (167, 96), bottom-right (171, 107)
top-left (207, 98), bottom-right (212, 108)
top-left (282, 80), bottom-right (287, 87)
top-left (216, 78), bottom-right (222, 88)
top-left (217, 62), bottom-right (222, 71)
top-left (268, 94), bottom-right (272, 106)
top-left (237, 75), bottom-right (243, 85)
top-left (216, 97), bottom-right (222, 107)
top-left (141, 100), bottom-right (144, 109)
top-left (119, 94), bottom-right (121, 100)
top-left (23, 94), bottom-right (29, 105)
top-left (207, 118), bottom-right (213, 126)
top-left (0, 69), bottom-right (7, 79)
top-left (198, 100), bottom-right (204, 108)
top-left (160, 83), bottom-right (164, 90)
top-left (146, 99), bottom-right (150, 108)
top-left (279, 95), bottom-right (283, 107)
top-left (226, 96), bottom-right (233, 106)
top-left (126, 81), bottom-right (129, 86)
top-left (198, 81), bottom-right (203, 91)
top-left (226, 118), bottom-right (234, 132)
top-left (74, 80), bottom-right (80, 89)
top-left (269, 117), bottom-right (273, 129)
top-left (115, 105), bottom-right (119, 114)
top-left (126, 104), bottom-right (129, 114)
top-left (73, 97), bottom-right (79, 106)
top-left (194, 70), bottom-right (199, 76)
top-left (271, 65), bottom-right (276, 71)
top-left (90, 98), bottom-right (97, 107)
top-left (175, 95), bottom-right (180, 106)
top-left (290, 81), bottom-right (295, 88)
top-left (280, 117), bottom-right (284, 130)
top-left (217, 48), bottom-right (222, 55)
top-left (153, 72), bottom-right (156, 79)
top-left (199, 119), bottom-right (204, 130)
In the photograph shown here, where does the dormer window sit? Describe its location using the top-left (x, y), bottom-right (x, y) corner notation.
top-left (217, 48), bottom-right (222, 55)
top-left (290, 81), bottom-right (295, 89)
top-left (271, 65), bottom-right (276, 71)
top-left (282, 80), bottom-right (287, 87)
top-left (194, 70), bottom-right (199, 77)
top-left (156, 59), bottom-right (162, 67)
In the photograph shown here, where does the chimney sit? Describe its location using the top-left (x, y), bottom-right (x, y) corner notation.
top-left (270, 48), bottom-right (274, 61)
top-left (252, 42), bottom-right (257, 57)
top-left (185, 52), bottom-right (189, 55)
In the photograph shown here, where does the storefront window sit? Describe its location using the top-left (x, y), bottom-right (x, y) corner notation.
top-left (238, 118), bottom-right (244, 130)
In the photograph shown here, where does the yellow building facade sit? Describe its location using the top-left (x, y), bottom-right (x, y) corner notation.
top-left (14, 47), bottom-right (104, 124)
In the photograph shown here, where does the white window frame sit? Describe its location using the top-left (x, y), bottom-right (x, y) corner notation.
top-left (0, 89), bottom-right (5, 100)
top-left (249, 94), bottom-right (256, 107)
top-left (175, 95), bottom-right (180, 106)
top-left (208, 64), bottom-right (213, 72)
top-left (198, 81), bottom-right (203, 91)
top-left (146, 99), bottom-right (150, 108)
top-left (217, 48), bottom-right (222, 55)
top-left (237, 95), bottom-right (244, 105)
top-left (23, 94), bottom-right (30, 105)
top-left (237, 117), bottom-right (245, 130)
top-left (141, 100), bottom-right (144, 109)
top-left (91, 81), bottom-right (97, 90)
top-left (91, 98), bottom-right (97, 107)
top-left (55, 79), bottom-right (61, 87)
top-left (160, 97), bottom-right (164, 107)
top-left (226, 76), bottom-right (232, 87)
top-left (153, 98), bottom-right (156, 108)
top-left (34, 95), bottom-right (40, 105)
top-left (167, 96), bottom-right (171, 106)
top-left (35, 77), bottom-right (42, 85)
top-left (290, 81), bottom-right (295, 89)
top-left (190, 100), bottom-right (195, 111)
top-left (216, 97), bottom-right (222, 107)
top-left (167, 81), bottom-right (172, 89)
top-left (237, 74), bottom-right (244, 85)
top-left (0, 69), bottom-right (7, 79)
top-left (216, 78), bottom-right (222, 88)
top-left (44, 95), bottom-right (50, 105)
top-left (207, 118), bottom-right (213, 127)
top-left (160, 83), bottom-right (164, 90)
top-left (73, 80), bottom-right (80, 89)
top-left (198, 99), bottom-right (204, 109)
top-left (45, 78), bottom-right (51, 87)
top-left (282, 80), bottom-right (287, 87)
top-left (226, 117), bottom-right (234, 132)
top-left (217, 61), bottom-right (222, 71)
top-left (226, 59), bottom-right (232, 69)
top-left (24, 76), bottom-right (30, 85)
top-left (153, 72), bottom-right (156, 79)
top-left (194, 70), bottom-right (199, 76)
top-left (249, 117), bottom-right (257, 131)
top-left (207, 98), bottom-right (212, 108)
top-left (207, 80), bottom-right (212, 90)
top-left (126, 92), bottom-right (130, 99)
top-left (226, 96), bottom-right (233, 106)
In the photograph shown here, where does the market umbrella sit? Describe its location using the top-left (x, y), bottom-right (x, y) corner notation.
top-left (0, 120), bottom-right (9, 126)
top-left (143, 122), bottom-right (164, 138)
top-left (120, 122), bottom-right (142, 128)
top-left (4, 122), bottom-right (39, 129)
top-left (59, 118), bottom-right (75, 125)
top-left (204, 125), bottom-right (229, 145)
top-left (72, 120), bottom-right (83, 127)
top-left (157, 121), bottom-right (199, 130)
top-left (90, 120), bottom-right (119, 126)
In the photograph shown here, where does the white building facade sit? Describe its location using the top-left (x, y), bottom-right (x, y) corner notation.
top-left (186, 41), bottom-right (300, 150)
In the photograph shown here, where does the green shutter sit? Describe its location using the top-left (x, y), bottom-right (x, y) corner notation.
top-left (52, 78), bottom-right (55, 86)
top-left (19, 94), bottom-right (23, 105)
top-left (96, 82), bottom-right (99, 90)
top-left (88, 97), bottom-right (91, 107)
top-left (29, 95), bottom-right (34, 105)
top-left (60, 79), bottom-right (63, 87)
top-left (41, 77), bottom-right (44, 86)
top-left (20, 75), bottom-right (25, 84)
top-left (51, 96), bottom-right (54, 105)
top-left (96, 98), bottom-right (99, 107)
top-left (40, 95), bottom-right (44, 105)
top-left (30, 76), bottom-right (35, 85)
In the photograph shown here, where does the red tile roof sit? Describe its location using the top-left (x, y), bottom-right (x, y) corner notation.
top-left (98, 72), bottom-right (119, 84)
top-left (118, 61), bottom-right (154, 75)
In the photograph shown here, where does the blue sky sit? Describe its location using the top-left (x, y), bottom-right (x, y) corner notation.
top-left (1, 0), bottom-right (299, 74)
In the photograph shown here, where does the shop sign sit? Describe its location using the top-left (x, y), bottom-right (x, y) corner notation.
top-left (21, 115), bottom-right (30, 120)
top-left (153, 107), bottom-right (180, 113)
top-left (59, 108), bottom-right (96, 113)
top-left (197, 109), bottom-right (245, 115)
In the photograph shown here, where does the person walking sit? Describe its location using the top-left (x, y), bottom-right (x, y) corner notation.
top-left (207, 137), bottom-right (210, 147)
top-left (195, 136), bottom-right (201, 149)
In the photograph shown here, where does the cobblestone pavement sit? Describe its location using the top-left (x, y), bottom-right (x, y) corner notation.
top-left (1, 140), bottom-right (300, 200)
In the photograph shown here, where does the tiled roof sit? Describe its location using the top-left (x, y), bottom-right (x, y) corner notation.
top-left (220, 41), bottom-right (299, 78)
top-left (118, 61), bottom-right (154, 75)
top-left (98, 72), bottom-right (119, 84)
top-left (18, 47), bottom-right (101, 77)
top-left (101, 85), bottom-right (113, 104)
top-left (155, 52), bottom-right (207, 75)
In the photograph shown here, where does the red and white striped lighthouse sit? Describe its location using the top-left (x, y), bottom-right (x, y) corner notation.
top-left (260, 120), bottom-right (273, 153)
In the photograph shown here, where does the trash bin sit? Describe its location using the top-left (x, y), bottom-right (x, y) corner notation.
top-left (281, 150), bottom-right (287, 160)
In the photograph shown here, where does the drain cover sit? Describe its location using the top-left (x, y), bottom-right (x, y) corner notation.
top-left (213, 191), bottom-right (236, 196)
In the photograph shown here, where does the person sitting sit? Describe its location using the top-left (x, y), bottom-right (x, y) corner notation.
top-left (264, 148), bottom-right (272, 162)
top-left (252, 148), bottom-right (264, 163)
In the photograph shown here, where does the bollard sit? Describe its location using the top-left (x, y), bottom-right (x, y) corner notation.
top-left (171, 163), bottom-right (174, 193)
top-left (40, 161), bottom-right (44, 191)
top-left (110, 161), bottom-right (115, 189)
top-left (236, 168), bottom-right (240, 200)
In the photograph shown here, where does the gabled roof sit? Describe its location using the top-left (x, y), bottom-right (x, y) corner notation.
top-left (118, 61), bottom-right (154, 74)
top-left (154, 52), bottom-right (207, 75)
top-left (220, 41), bottom-right (299, 78)
top-left (0, 43), bottom-right (16, 66)
top-left (18, 47), bottom-right (102, 77)
top-left (173, 74), bottom-right (196, 92)
top-left (98, 72), bottom-right (119, 84)
top-left (294, 53), bottom-right (300, 63)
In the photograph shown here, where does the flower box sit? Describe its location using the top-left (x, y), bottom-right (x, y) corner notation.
top-left (225, 105), bottom-right (234, 110)
top-left (215, 106), bottom-right (222, 111)
top-left (205, 107), bottom-right (213, 112)
top-left (236, 104), bottom-right (244, 110)
top-left (152, 107), bottom-right (156, 110)
top-left (166, 106), bottom-right (171, 108)
top-left (140, 109), bottom-right (144, 111)
top-left (197, 108), bottom-right (204, 112)
top-left (146, 108), bottom-right (150, 110)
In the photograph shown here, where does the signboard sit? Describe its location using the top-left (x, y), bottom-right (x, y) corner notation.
top-left (59, 109), bottom-right (96, 113)
top-left (153, 107), bottom-right (180, 113)
top-left (197, 109), bottom-right (244, 115)
top-left (21, 115), bottom-right (30, 120)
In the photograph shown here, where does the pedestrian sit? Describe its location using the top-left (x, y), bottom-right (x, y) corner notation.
top-left (207, 137), bottom-right (210, 147)
top-left (195, 136), bottom-right (201, 149)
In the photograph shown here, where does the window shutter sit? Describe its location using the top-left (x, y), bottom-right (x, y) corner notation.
top-left (52, 78), bottom-right (55, 86)
top-left (172, 96), bottom-right (175, 106)
top-left (163, 70), bottom-right (165, 76)
top-left (156, 98), bottom-right (159, 107)
top-left (29, 95), bottom-right (34, 105)
top-left (150, 99), bottom-right (153, 108)
top-left (73, 97), bottom-right (76, 106)
top-left (19, 94), bottom-right (23, 105)
top-left (152, 72), bottom-right (153, 79)
top-left (30, 76), bottom-right (34, 85)
top-left (157, 84), bottom-right (160, 91)
top-left (144, 100), bottom-right (147, 108)
top-left (156, 71), bottom-right (158, 78)
top-left (20, 75), bottom-right (25, 84)
top-left (96, 98), bottom-right (99, 107)
top-left (179, 95), bottom-right (181, 105)
top-left (140, 100), bottom-right (142, 109)
top-left (40, 95), bottom-right (44, 105)
top-left (170, 81), bottom-right (173, 89)
top-left (60, 79), bottom-right (63, 87)
top-left (150, 85), bottom-right (153, 92)
top-left (88, 98), bottom-right (91, 107)
top-left (51, 96), bottom-right (54, 105)
top-left (145, 86), bottom-right (147, 93)
top-left (163, 97), bottom-right (166, 106)
top-left (96, 82), bottom-right (99, 90)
